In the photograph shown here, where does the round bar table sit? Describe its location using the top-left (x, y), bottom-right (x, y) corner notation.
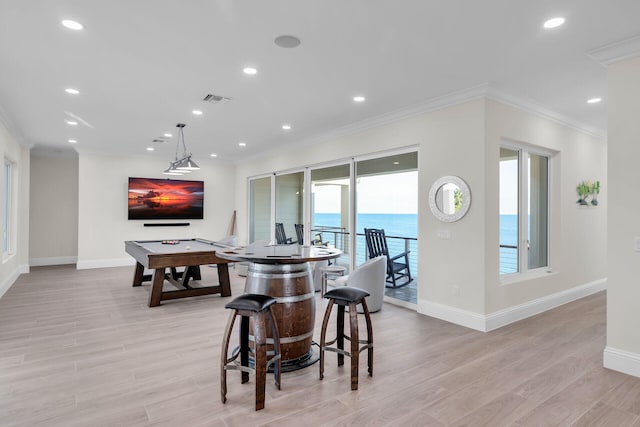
top-left (217, 243), bottom-right (341, 371)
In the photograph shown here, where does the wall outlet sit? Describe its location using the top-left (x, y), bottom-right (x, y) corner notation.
top-left (437, 230), bottom-right (452, 240)
top-left (635, 237), bottom-right (640, 252)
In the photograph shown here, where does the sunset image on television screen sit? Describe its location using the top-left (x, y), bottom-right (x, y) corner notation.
top-left (128, 177), bottom-right (204, 220)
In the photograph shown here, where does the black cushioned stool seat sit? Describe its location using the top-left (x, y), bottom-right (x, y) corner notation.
top-left (221, 294), bottom-right (281, 411)
top-left (319, 287), bottom-right (374, 390)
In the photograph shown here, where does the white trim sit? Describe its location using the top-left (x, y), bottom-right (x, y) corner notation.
top-left (587, 35), bottom-right (640, 66)
top-left (236, 84), bottom-right (602, 165)
top-left (76, 258), bottom-right (135, 270)
top-left (418, 278), bottom-right (607, 332)
top-left (418, 300), bottom-right (487, 332)
top-left (485, 87), bottom-right (604, 138)
top-left (604, 347), bottom-right (640, 378)
top-left (0, 265), bottom-right (22, 298)
top-left (384, 295), bottom-right (416, 310)
top-left (485, 279), bottom-right (606, 331)
top-left (30, 256), bottom-right (77, 267)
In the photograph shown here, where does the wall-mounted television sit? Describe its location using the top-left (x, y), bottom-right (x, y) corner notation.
top-left (127, 177), bottom-right (204, 220)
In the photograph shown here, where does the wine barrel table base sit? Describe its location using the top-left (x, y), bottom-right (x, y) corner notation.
top-left (245, 262), bottom-right (319, 371)
top-left (217, 244), bottom-right (342, 372)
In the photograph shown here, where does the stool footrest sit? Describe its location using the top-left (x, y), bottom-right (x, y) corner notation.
top-left (224, 362), bottom-right (256, 376)
top-left (266, 354), bottom-right (281, 370)
top-left (323, 346), bottom-right (351, 358)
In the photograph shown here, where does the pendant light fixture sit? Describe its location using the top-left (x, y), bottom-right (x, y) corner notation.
top-left (163, 123), bottom-right (200, 175)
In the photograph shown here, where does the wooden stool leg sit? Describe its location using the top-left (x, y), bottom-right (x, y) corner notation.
top-left (253, 313), bottom-right (268, 411)
top-left (361, 299), bottom-right (374, 376)
top-left (240, 316), bottom-right (250, 384)
top-left (337, 305), bottom-right (345, 367)
top-left (319, 299), bottom-right (334, 380)
top-left (220, 310), bottom-right (237, 404)
top-left (268, 309), bottom-right (281, 390)
top-left (349, 302), bottom-right (359, 390)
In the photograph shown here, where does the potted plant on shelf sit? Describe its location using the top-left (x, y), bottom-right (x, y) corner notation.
top-left (591, 180), bottom-right (600, 206)
top-left (576, 181), bottom-right (591, 206)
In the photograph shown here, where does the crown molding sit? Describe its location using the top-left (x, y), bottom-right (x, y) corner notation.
top-left (588, 34), bottom-right (640, 66)
top-left (268, 83), bottom-right (605, 158)
top-left (0, 102), bottom-right (28, 147)
top-left (484, 86), bottom-right (605, 138)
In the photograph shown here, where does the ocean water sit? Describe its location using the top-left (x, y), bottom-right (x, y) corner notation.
top-left (314, 213), bottom-right (417, 238)
top-left (313, 213), bottom-right (418, 274)
top-left (315, 213), bottom-right (518, 243)
top-left (500, 214), bottom-right (518, 274)
top-left (499, 214), bottom-right (518, 246)
top-left (312, 213), bottom-right (519, 275)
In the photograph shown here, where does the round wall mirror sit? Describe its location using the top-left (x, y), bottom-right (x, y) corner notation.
top-left (428, 175), bottom-right (471, 222)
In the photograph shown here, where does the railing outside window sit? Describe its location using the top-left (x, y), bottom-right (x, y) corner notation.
top-left (312, 225), bottom-right (418, 278)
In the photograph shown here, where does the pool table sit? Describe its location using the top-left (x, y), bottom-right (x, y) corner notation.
top-left (125, 238), bottom-right (233, 307)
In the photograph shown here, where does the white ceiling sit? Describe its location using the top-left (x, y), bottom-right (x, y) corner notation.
top-left (1, 1), bottom-right (639, 162)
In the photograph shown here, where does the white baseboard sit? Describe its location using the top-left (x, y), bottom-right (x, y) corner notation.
top-left (418, 300), bottom-right (487, 331)
top-left (604, 347), bottom-right (640, 378)
top-left (485, 278), bottom-right (607, 331)
top-left (30, 256), bottom-right (77, 267)
top-left (418, 278), bottom-right (607, 332)
top-left (76, 258), bottom-right (135, 270)
top-left (0, 266), bottom-right (22, 299)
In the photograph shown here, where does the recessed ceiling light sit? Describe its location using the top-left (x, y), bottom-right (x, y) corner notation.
top-left (393, 161), bottom-right (400, 165)
top-left (282, 124), bottom-right (291, 130)
top-left (65, 88), bottom-right (80, 95)
top-left (61, 19), bottom-right (83, 30)
top-left (210, 153), bottom-right (218, 157)
top-left (192, 110), bottom-right (203, 115)
top-left (243, 67), bottom-right (257, 75)
top-left (164, 133), bottom-right (172, 138)
top-left (146, 147), bottom-right (155, 152)
top-left (587, 97), bottom-right (602, 104)
top-left (65, 120), bottom-right (78, 126)
top-left (543, 17), bottom-right (565, 29)
top-left (353, 96), bottom-right (366, 102)
top-left (274, 35), bottom-right (301, 48)
top-left (238, 142), bottom-right (247, 147)
top-left (68, 139), bottom-right (77, 144)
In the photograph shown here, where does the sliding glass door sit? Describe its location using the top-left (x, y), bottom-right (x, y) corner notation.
top-left (247, 149), bottom-right (419, 297)
top-left (355, 152), bottom-right (418, 275)
top-left (310, 164), bottom-right (351, 269)
top-left (275, 172), bottom-right (304, 244)
top-left (249, 176), bottom-right (271, 243)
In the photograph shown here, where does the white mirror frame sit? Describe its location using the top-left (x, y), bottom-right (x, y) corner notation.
top-left (428, 175), bottom-right (472, 222)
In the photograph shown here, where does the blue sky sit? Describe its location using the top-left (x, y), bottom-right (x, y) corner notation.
top-left (314, 171), bottom-right (418, 214)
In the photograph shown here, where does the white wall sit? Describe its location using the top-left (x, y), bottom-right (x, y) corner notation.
top-left (605, 56), bottom-right (640, 376)
top-left (234, 97), bottom-right (607, 331)
top-left (77, 151), bottom-right (236, 269)
top-left (484, 100), bottom-right (607, 315)
top-left (0, 120), bottom-right (30, 298)
top-left (29, 153), bottom-right (79, 265)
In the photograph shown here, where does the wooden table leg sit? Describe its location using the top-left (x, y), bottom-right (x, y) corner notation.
top-left (218, 264), bottom-right (231, 297)
top-left (148, 268), bottom-right (165, 307)
top-left (132, 262), bottom-right (144, 287)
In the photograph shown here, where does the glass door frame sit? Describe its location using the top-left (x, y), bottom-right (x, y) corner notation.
top-left (247, 146), bottom-right (419, 274)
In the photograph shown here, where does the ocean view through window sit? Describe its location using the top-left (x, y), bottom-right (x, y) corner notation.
top-left (314, 212), bottom-right (418, 276)
top-left (500, 145), bottom-right (550, 275)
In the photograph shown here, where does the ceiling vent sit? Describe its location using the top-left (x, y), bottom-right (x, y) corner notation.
top-left (203, 94), bottom-right (231, 104)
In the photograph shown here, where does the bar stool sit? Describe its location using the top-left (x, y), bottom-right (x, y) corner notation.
top-left (221, 294), bottom-right (281, 411)
top-left (319, 287), bottom-right (374, 390)
top-left (319, 265), bottom-right (347, 296)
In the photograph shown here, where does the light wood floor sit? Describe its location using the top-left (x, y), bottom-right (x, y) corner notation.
top-left (1, 265), bottom-right (639, 426)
